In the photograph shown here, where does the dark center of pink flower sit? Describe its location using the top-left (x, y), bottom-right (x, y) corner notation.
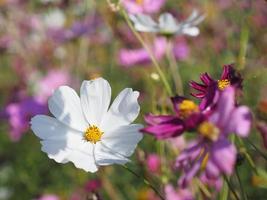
top-left (179, 100), bottom-right (199, 119)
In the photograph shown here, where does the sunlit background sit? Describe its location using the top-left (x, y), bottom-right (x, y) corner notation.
top-left (0, 0), bottom-right (267, 199)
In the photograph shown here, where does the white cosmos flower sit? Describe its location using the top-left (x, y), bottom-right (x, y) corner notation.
top-left (30, 78), bottom-right (143, 172)
top-left (130, 10), bottom-right (205, 36)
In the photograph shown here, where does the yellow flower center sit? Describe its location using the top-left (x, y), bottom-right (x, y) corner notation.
top-left (136, 0), bottom-right (143, 5)
top-left (198, 122), bottom-right (219, 141)
top-left (84, 125), bottom-right (103, 144)
top-left (217, 79), bottom-right (230, 90)
top-left (179, 100), bottom-right (199, 118)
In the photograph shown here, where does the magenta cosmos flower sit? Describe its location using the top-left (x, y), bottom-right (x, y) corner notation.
top-left (190, 64), bottom-right (242, 110)
top-left (176, 87), bottom-right (251, 187)
top-left (142, 96), bottom-right (205, 139)
top-left (122, 0), bottom-right (165, 14)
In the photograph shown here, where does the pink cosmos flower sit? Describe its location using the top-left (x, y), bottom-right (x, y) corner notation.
top-left (34, 69), bottom-right (71, 103)
top-left (176, 87), bottom-right (251, 187)
top-left (122, 0), bottom-right (165, 14)
top-left (38, 194), bottom-right (59, 200)
top-left (165, 184), bottom-right (194, 200)
top-left (5, 97), bottom-right (47, 141)
top-left (119, 37), bottom-right (189, 68)
top-left (119, 37), bottom-right (166, 67)
top-left (146, 154), bottom-right (161, 174)
top-left (142, 96), bottom-right (205, 139)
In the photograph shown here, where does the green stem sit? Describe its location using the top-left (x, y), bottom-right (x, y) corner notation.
top-left (246, 139), bottom-right (267, 161)
top-left (166, 39), bottom-right (184, 95)
top-left (122, 165), bottom-right (165, 200)
top-left (236, 167), bottom-right (247, 200)
top-left (121, 9), bottom-right (172, 96)
top-left (223, 175), bottom-right (240, 200)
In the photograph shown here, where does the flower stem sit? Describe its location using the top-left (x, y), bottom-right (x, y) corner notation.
top-left (246, 139), bottom-right (267, 161)
top-left (235, 167), bottom-right (248, 200)
top-left (121, 9), bottom-right (172, 96)
top-left (166, 39), bottom-right (184, 95)
top-left (223, 175), bottom-right (240, 200)
top-left (122, 165), bottom-right (165, 200)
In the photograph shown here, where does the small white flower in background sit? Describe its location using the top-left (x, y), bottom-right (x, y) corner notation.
top-left (43, 9), bottom-right (65, 29)
top-left (130, 10), bottom-right (205, 36)
top-left (31, 78), bottom-right (143, 172)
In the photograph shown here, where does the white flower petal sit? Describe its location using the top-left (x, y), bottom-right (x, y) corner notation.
top-left (130, 14), bottom-right (158, 32)
top-left (80, 78), bottom-right (111, 126)
top-left (182, 27), bottom-right (199, 36)
top-left (101, 124), bottom-right (143, 157)
top-left (48, 86), bottom-right (88, 131)
top-left (31, 115), bottom-right (82, 143)
top-left (159, 12), bottom-right (179, 33)
top-left (94, 142), bottom-right (130, 166)
top-left (31, 115), bottom-right (98, 172)
top-left (100, 88), bottom-right (140, 132)
top-left (67, 143), bottom-right (98, 172)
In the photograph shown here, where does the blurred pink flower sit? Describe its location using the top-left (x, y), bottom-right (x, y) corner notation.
top-left (84, 179), bottom-right (102, 192)
top-left (168, 136), bottom-right (187, 151)
top-left (38, 194), bottom-right (59, 200)
top-left (146, 154), bottom-right (161, 174)
top-left (200, 174), bottom-right (222, 192)
top-left (122, 0), bottom-right (165, 14)
top-left (5, 97), bottom-right (47, 141)
top-left (34, 69), bottom-right (71, 103)
top-left (119, 37), bottom-right (189, 67)
top-left (165, 184), bottom-right (194, 200)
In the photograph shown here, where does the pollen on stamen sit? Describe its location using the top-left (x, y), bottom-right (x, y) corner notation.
top-left (84, 125), bottom-right (103, 144)
top-left (217, 79), bottom-right (230, 90)
top-left (179, 100), bottom-right (199, 119)
top-left (198, 122), bottom-right (219, 141)
top-left (136, 0), bottom-right (143, 5)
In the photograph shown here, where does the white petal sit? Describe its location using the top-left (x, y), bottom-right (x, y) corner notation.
top-left (101, 124), bottom-right (143, 157)
top-left (31, 115), bottom-right (98, 172)
top-left (159, 12), bottom-right (178, 33)
top-left (130, 14), bottom-right (158, 32)
top-left (67, 143), bottom-right (98, 172)
top-left (31, 115), bottom-right (82, 143)
top-left (100, 88), bottom-right (140, 132)
top-left (182, 27), bottom-right (199, 36)
top-left (94, 142), bottom-right (130, 166)
top-left (80, 78), bottom-right (111, 126)
top-left (48, 86), bottom-right (88, 131)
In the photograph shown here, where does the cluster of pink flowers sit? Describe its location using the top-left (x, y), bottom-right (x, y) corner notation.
top-left (142, 64), bottom-right (252, 194)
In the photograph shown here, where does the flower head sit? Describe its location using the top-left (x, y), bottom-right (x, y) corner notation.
top-left (142, 97), bottom-right (205, 139)
top-left (130, 10), bottom-right (205, 36)
top-left (190, 64), bottom-right (242, 109)
top-left (31, 78), bottom-right (143, 172)
top-left (175, 87), bottom-right (252, 187)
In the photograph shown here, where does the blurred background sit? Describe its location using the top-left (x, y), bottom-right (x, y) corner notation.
top-left (0, 0), bottom-right (266, 199)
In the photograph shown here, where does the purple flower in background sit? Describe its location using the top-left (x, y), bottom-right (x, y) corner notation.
top-left (190, 64), bottom-right (242, 110)
top-left (34, 69), bottom-right (71, 103)
top-left (142, 97), bottom-right (204, 139)
top-left (200, 174), bottom-right (222, 192)
top-left (122, 0), bottom-right (165, 14)
top-left (176, 87), bottom-right (251, 187)
top-left (119, 37), bottom-right (189, 67)
top-left (165, 184), bottom-right (194, 200)
top-left (5, 97), bottom-right (47, 141)
top-left (146, 154), bottom-right (161, 174)
top-left (38, 194), bottom-right (59, 200)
